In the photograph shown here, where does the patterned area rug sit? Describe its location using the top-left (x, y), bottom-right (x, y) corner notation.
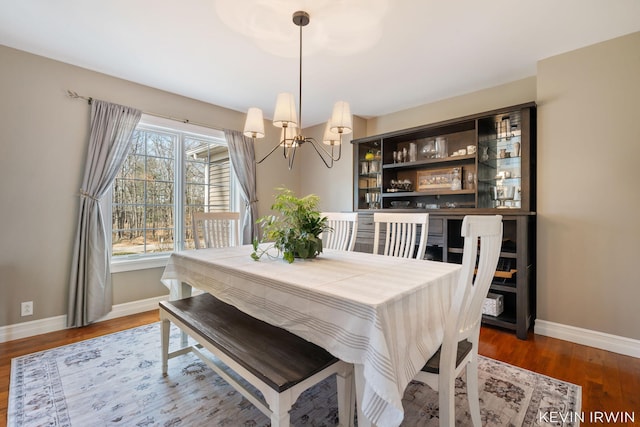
top-left (8, 323), bottom-right (581, 426)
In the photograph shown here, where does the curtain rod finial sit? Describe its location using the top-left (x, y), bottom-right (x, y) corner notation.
top-left (66, 89), bottom-right (92, 104)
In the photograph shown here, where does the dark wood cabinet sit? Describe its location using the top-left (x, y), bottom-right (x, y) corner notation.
top-left (351, 103), bottom-right (536, 339)
top-left (352, 103), bottom-right (535, 212)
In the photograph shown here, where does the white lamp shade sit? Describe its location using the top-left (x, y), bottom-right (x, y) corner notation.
top-left (243, 107), bottom-right (265, 138)
top-left (273, 93), bottom-right (298, 128)
top-left (323, 121), bottom-right (341, 145)
top-left (330, 101), bottom-right (353, 135)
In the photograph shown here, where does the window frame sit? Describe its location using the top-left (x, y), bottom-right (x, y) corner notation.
top-left (110, 114), bottom-right (238, 272)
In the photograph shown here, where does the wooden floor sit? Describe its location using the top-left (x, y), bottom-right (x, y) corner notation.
top-left (1, 311), bottom-right (639, 426)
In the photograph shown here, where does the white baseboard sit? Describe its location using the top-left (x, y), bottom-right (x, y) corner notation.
top-left (0, 294), bottom-right (169, 343)
top-left (535, 320), bottom-right (640, 358)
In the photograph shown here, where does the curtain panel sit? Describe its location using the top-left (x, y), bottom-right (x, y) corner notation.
top-left (67, 100), bottom-right (141, 327)
top-left (224, 129), bottom-right (258, 244)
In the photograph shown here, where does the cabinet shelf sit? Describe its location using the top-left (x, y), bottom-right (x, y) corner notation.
top-left (490, 283), bottom-right (517, 294)
top-left (384, 189), bottom-right (475, 197)
top-left (478, 177), bottom-right (522, 183)
top-left (448, 247), bottom-right (517, 260)
top-left (482, 313), bottom-right (517, 329)
top-left (383, 154), bottom-right (475, 170)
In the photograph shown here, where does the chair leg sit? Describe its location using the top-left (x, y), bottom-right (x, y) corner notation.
top-left (353, 364), bottom-right (373, 427)
top-left (438, 375), bottom-right (456, 427)
top-left (336, 366), bottom-right (355, 426)
top-left (466, 360), bottom-right (482, 427)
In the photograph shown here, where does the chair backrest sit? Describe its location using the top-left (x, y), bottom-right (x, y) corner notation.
top-left (192, 212), bottom-right (241, 249)
top-left (373, 212), bottom-right (429, 259)
top-left (321, 212), bottom-right (359, 251)
top-left (442, 215), bottom-right (503, 360)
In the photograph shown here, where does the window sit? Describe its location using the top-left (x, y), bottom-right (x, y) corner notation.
top-left (111, 115), bottom-right (237, 266)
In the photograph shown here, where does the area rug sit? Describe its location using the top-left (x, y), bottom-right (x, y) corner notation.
top-left (8, 323), bottom-right (581, 426)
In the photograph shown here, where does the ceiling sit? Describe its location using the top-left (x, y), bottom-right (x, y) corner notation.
top-left (1, 0), bottom-right (639, 128)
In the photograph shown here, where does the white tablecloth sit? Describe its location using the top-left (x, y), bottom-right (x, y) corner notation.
top-left (161, 245), bottom-right (461, 427)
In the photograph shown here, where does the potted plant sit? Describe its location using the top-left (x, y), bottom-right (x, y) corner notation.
top-left (251, 188), bottom-right (329, 263)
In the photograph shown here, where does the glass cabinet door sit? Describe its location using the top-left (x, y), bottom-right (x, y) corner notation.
top-left (355, 139), bottom-right (382, 210)
top-left (477, 111), bottom-right (524, 209)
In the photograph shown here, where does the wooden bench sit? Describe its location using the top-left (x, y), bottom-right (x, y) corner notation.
top-left (159, 293), bottom-right (354, 426)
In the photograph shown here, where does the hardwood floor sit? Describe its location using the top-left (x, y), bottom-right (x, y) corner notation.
top-left (1, 313), bottom-right (638, 426)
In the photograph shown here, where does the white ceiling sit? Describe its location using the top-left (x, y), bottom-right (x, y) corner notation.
top-left (1, 0), bottom-right (639, 127)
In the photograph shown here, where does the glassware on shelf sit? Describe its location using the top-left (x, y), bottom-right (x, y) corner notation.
top-left (365, 192), bottom-right (380, 209)
top-left (360, 161), bottom-right (369, 175)
top-left (370, 160), bottom-right (380, 173)
top-left (420, 140), bottom-right (436, 158)
top-left (409, 143), bottom-right (417, 162)
top-left (466, 171), bottom-right (475, 190)
top-left (480, 146), bottom-right (489, 162)
top-left (492, 185), bottom-right (516, 208)
top-left (451, 167), bottom-right (462, 190)
top-left (435, 137), bottom-right (448, 158)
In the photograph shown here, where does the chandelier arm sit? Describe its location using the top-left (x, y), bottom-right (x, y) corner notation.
top-left (307, 138), bottom-right (339, 168)
top-left (255, 140), bottom-right (287, 164)
top-left (308, 136), bottom-right (342, 162)
top-left (287, 144), bottom-right (297, 170)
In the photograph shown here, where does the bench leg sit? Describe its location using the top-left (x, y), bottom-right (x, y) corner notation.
top-left (265, 390), bottom-right (292, 427)
top-left (336, 367), bottom-right (355, 426)
top-left (161, 318), bottom-right (170, 376)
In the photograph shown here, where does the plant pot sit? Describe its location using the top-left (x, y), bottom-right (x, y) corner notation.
top-left (292, 237), bottom-right (323, 259)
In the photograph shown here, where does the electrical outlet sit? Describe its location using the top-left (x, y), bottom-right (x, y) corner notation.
top-left (21, 301), bottom-right (33, 316)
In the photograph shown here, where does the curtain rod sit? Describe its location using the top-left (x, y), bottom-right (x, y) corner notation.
top-left (65, 89), bottom-right (227, 132)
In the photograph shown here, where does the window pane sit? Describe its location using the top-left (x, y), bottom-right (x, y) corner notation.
top-left (112, 120), bottom-right (231, 258)
top-left (183, 136), bottom-right (230, 249)
top-left (112, 128), bottom-right (177, 256)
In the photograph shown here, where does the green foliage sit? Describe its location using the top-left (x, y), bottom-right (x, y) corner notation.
top-left (251, 188), bottom-right (329, 263)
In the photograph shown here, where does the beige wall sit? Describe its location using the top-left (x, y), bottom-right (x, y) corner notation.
top-left (0, 45), bottom-right (296, 327)
top-left (367, 77), bottom-right (537, 135)
top-left (536, 31), bottom-right (640, 340)
top-left (297, 119), bottom-right (361, 213)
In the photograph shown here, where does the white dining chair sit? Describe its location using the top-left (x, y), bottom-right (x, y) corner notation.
top-left (373, 212), bottom-right (429, 259)
top-left (192, 212), bottom-right (241, 249)
top-left (321, 212), bottom-right (358, 251)
top-left (413, 215), bottom-right (503, 427)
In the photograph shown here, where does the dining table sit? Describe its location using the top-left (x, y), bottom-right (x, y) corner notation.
top-left (161, 244), bottom-right (461, 427)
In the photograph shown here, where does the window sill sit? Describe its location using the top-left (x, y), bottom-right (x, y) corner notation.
top-left (111, 254), bottom-right (170, 273)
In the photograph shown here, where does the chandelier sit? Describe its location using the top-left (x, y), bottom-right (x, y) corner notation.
top-left (242, 11), bottom-right (353, 170)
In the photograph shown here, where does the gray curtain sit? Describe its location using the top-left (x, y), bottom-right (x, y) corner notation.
top-left (224, 129), bottom-right (258, 244)
top-left (68, 100), bottom-right (142, 327)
